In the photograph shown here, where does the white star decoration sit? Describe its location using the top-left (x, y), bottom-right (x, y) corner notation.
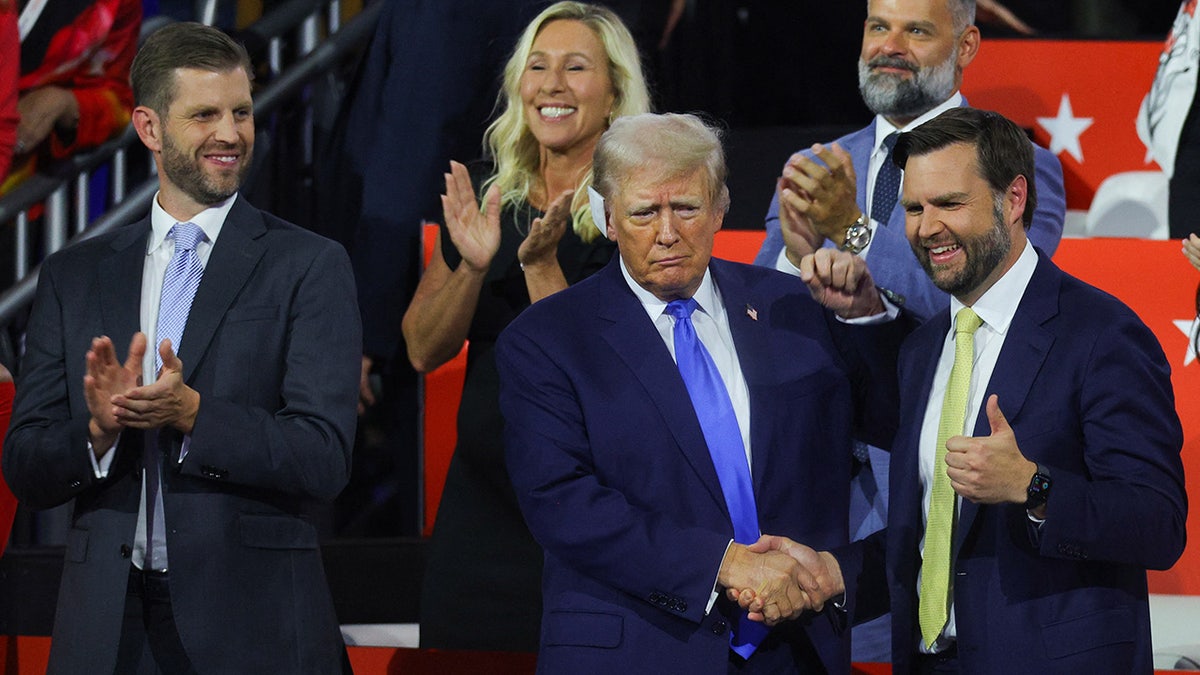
top-left (1174, 318), bottom-right (1199, 367)
top-left (1037, 94), bottom-right (1094, 163)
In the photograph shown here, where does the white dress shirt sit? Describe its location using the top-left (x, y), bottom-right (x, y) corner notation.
top-left (917, 239), bottom-right (1037, 650)
top-left (619, 258), bottom-right (753, 612)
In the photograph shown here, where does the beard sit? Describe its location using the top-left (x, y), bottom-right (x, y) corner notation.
top-left (858, 51), bottom-right (959, 120)
top-left (161, 131), bottom-right (251, 207)
top-left (913, 197), bottom-right (1011, 298)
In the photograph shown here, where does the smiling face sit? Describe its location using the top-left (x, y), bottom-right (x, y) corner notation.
top-left (520, 19), bottom-right (616, 158)
top-left (143, 67), bottom-right (254, 220)
top-left (606, 165), bottom-right (723, 302)
top-left (901, 142), bottom-right (1026, 305)
top-left (858, 0), bottom-right (978, 124)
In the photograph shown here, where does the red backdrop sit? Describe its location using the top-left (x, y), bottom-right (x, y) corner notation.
top-left (962, 39), bottom-right (1164, 211)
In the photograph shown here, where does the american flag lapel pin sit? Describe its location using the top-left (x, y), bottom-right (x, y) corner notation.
top-left (745, 303), bottom-right (758, 321)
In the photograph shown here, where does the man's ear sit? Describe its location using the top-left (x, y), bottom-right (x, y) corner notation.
top-left (957, 25), bottom-right (981, 70)
top-left (131, 105), bottom-right (162, 153)
top-left (1006, 174), bottom-right (1028, 230)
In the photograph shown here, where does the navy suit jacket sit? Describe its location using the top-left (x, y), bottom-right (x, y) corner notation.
top-left (840, 251), bottom-right (1187, 674)
top-left (2, 196), bottom-right (361, 674)
top-left (497, 257), bottom-right (908, 674)
top-left (755, 106), bottom-right (1066, 322)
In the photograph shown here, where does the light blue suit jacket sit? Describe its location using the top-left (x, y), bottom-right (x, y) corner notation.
top-left (754, 112), bottom-right (1067, 322)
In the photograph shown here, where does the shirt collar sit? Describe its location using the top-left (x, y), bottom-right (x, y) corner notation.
top-left (874, 91), bottom-right (964, 152)
top-left (148, 192), bottom-right (238, 254)
top-left (949, 237), bottom-right (1037, 336)
top-left (619, 255), bottom-right (720, 322)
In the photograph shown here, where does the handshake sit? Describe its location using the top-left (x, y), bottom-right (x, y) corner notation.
top-left (717, 535), bottom-right (844, 626)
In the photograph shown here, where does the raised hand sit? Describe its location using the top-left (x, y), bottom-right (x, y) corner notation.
top-left (110, 339), bottom-right (201, 435)
top-left (84, 333), bottom-right (146, 454)
top-left (779, 143), bottom-right (862, 245)
top-left (1183, 233), bottom-right (1200, 272)
top-left (442, 160), bottom-right (501, 274)
top-left (945, 394), bottom-right (1037, 506)
top-left (798, 248), bottom-right (885, 319)
top-left (777, 174), bottom-right (821, 269)
top-left (518, 189), bottom-right (573, 272)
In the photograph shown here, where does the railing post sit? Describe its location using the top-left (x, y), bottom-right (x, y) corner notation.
top-left (14, 212), bottom-right (28, 282)
top-left (269, 37), bottom-right (283, 77)
top-left (112, 148), bottom-right (127, 203)
top-left (327, 0), bottom-right (341, 34)
top-left (301, 12), bottom-right (319, 56)
top-left (197, 0), bottom-right (219, 25)
top-left (75, 172), bottom-right (91, 234)
top-left (45, 186), bottom-right (68, 256)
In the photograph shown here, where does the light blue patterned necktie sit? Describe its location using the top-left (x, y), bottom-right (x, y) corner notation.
top-left (145, 222), bottom-right (205, 570)
top-left (665, 298), bottom-right (768, 658)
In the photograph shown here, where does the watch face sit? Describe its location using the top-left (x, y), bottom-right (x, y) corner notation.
top-left (1026, 472), bottom-right (1051, 508)
top-left (844, 226), bottom-right (870, 252)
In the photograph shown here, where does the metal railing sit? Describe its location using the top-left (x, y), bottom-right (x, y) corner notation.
top-left (0, 0), bottom-right (380, 329)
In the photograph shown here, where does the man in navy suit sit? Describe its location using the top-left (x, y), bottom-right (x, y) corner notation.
top-left (497, 113), bottom-right (910, 674)
top-left (755, 2), bottom-right (1067, 659)
top-left (746, 107), bottom-right (1187, 673)
top-left (2, 23), bottom-right (359, 673)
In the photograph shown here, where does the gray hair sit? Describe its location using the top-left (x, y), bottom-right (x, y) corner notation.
top-left (593, 113), bottom-right (730, 213)
top-left (867, 0), bottom-right (975, 33)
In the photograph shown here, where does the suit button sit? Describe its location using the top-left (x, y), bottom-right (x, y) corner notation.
top-left (120, 545), bottom-right (132, 558)
top-left (69, 479), bottom-right (82, 488)
top-left (712, 621), bottom-right (727, 635)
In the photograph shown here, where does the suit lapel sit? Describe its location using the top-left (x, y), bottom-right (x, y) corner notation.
top-left (899, 313), bottom-right (950, 532)
top-left (709, 260), bottom-right (774, 497)
top-left (98, 220), bottom-right (150, 347)
top-left (178, 197), bottom-right (267, 382)
top-left (596, 260), bottom-right (729, 516)
top-left (850, 121), bottom-right (875, 221)
top-left (955, 253), bottom-right (1058, 552)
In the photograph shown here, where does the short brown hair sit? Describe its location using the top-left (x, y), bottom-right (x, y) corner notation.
top-left (893, 107), bottom-right (1038, 230)
top-left (131, 22), bottom-right (252, 116)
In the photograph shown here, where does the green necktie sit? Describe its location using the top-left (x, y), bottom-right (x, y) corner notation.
top-left (918, 307), bottom-right (983, 649)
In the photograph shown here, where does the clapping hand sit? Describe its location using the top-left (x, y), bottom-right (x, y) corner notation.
top-left (442, 160), bottom-right (501, 274)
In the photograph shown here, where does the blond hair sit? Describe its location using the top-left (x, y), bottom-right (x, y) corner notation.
top-left (482, 1), bottom-right (650, 243)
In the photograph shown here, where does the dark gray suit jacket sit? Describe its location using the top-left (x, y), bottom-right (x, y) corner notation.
top-left (2, 196), bottom-right (361, 674)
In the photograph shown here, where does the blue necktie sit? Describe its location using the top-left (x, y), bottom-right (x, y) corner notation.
top-left (145, 222), bottom-right (205, 570)
top-left (665, 298), bottom-right (768, 658)
top-left (871, 132), bottom-right (902, 225)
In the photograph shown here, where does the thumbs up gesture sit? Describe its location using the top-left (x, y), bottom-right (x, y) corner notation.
top-left (944, 394), bottom-right (1038, 505)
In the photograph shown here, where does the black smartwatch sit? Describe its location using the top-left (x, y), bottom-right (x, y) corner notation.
top-left (1024, 463), bottom-right (1052, 510)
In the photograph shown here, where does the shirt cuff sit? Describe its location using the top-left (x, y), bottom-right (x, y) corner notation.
top-left (706, 539), bottom-right (735, 615)
top-left (88, 434), bottom-right (120, 479)
top-left (775, 248), bottom-right (801, 277)
top-left (834, 291), bottom-right (901, 324)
